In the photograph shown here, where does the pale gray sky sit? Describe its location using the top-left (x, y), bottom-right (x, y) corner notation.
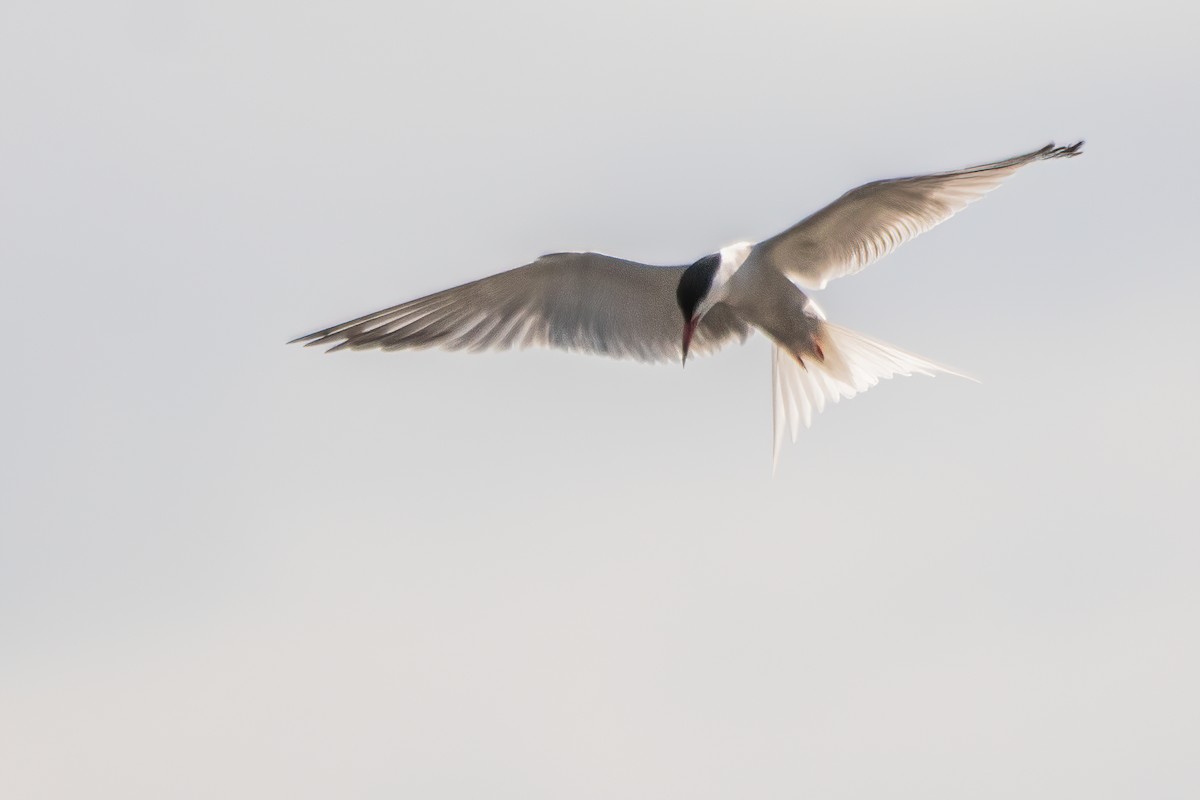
top-left (3, 0), bottom-right (1198, 797)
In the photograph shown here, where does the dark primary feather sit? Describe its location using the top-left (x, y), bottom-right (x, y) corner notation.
top-left (290, 252), bottom-right (750, 364)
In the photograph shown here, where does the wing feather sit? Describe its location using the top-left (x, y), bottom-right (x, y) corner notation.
top-left (291, 252), bottom-right (750, 363)
top-left (756, 142), bottom-right (1083, 289)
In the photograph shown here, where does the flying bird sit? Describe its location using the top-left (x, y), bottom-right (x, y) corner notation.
top-left (292, 141), bottom-right (1083, 465)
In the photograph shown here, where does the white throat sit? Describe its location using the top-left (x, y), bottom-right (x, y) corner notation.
top-left (708, 241), bottom-right (754, 302)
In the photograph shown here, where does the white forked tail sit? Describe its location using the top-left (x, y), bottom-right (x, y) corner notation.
top-left (771, 322), bottom-right (976, 469)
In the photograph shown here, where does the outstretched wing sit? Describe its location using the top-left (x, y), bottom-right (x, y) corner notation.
top-left (291, 251), bottom-right (750, 363)
top-left (754, 142), bottom-right (1083, 290)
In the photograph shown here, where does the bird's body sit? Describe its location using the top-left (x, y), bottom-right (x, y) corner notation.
top-left (719, 245), bottom-right (826, 365)
top-left (293, 142), bottom-right (1083, 465)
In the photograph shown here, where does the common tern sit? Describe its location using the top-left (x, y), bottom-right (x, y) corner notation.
top-left (293, 141), bottom-right (1083, 465)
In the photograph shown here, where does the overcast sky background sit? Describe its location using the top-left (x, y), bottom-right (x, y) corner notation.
top-left (3, 0), bottom-right (1198, 797)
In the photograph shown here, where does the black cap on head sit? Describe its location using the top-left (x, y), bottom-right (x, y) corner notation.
top-left (676, 253), bottom-right (720, 321)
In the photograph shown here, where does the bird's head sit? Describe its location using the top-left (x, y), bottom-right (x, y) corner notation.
top-left (676, 253), bottom-right (721, 367)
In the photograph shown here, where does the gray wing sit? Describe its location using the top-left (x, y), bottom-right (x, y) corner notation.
top-left (753, 142), bottom-right (1083, 289)
top-left (291, 251), bottom-right (750, 363)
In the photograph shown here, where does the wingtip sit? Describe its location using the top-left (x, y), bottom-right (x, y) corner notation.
top-left (287, 328), bottom-right (333, 346)
top-left (1045, 140), bottom-right (1085, 159)
top-left (287, 328), bottom-right (353, 351)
